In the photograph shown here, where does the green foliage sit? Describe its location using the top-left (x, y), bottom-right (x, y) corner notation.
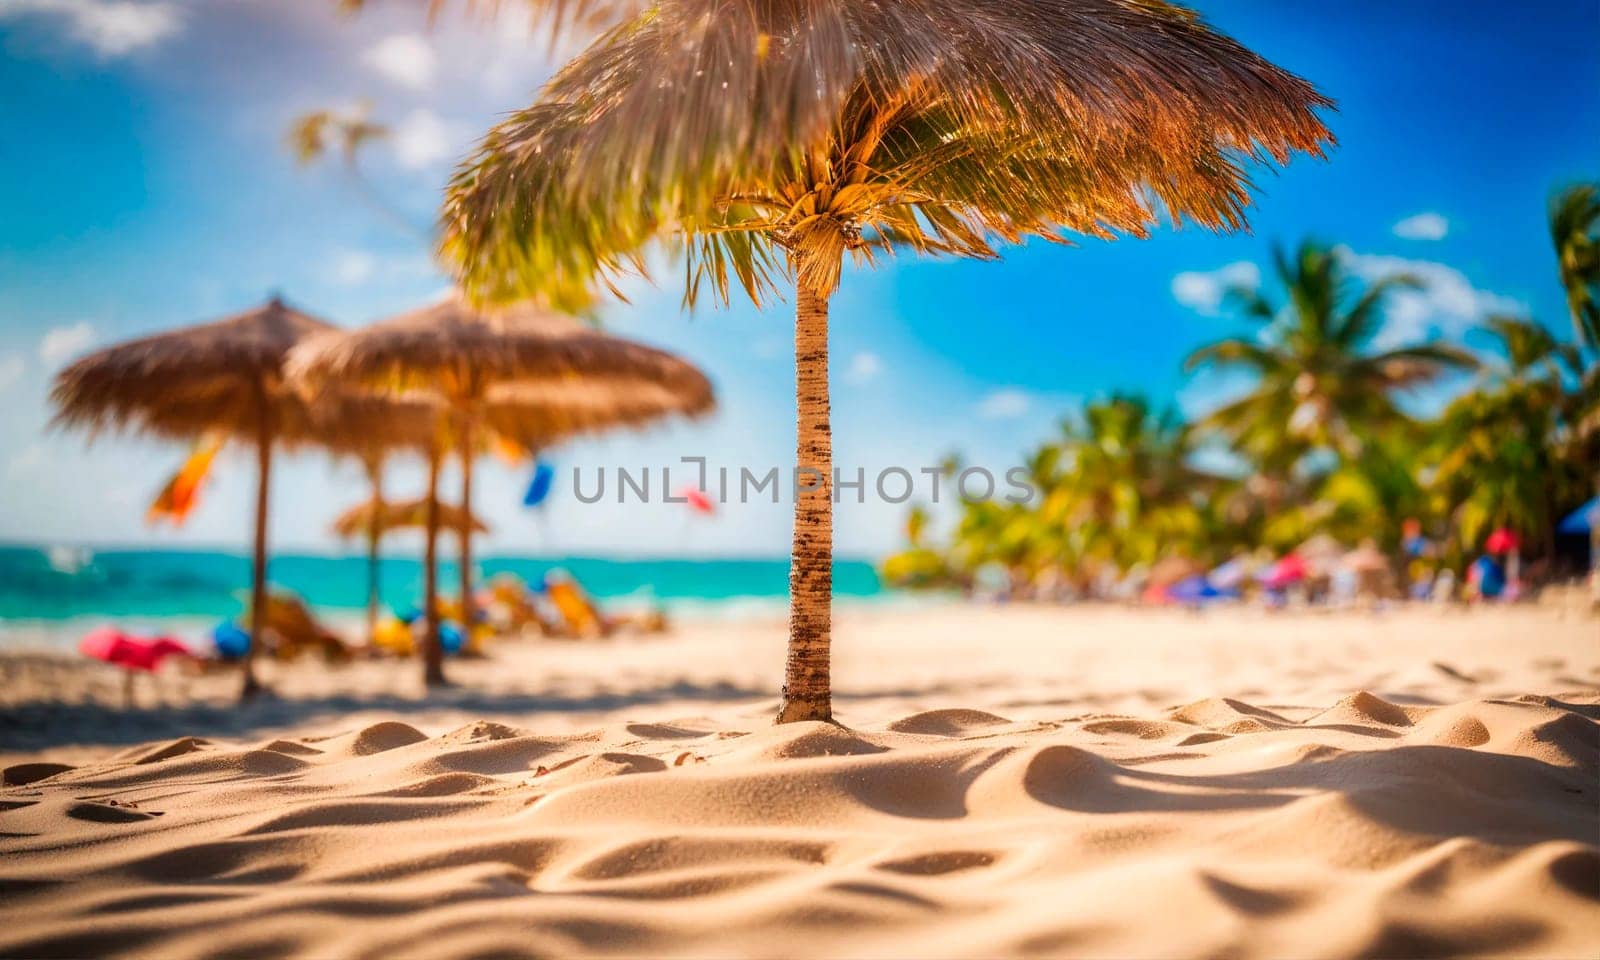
top-left (883, 394), bottom-right (1224, 593)
top-left (1426, 316), bottom-right (1592, 555)
top-left (1183, 239), bottom-right (1474, 480)
top-left (886, 237), bottom-right (1597, 597)
top-left (286, 107), bottom-right (388, 167)
top-left (1550, 182), bottom-right (1600, 348)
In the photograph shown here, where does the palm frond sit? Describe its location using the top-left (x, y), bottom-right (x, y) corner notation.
top-left (1363, 343), bottom-right (1477, 389)
top-left (1337, 273), bottom-right (1421, 347)
top-left (337, 0), bottom-right (646, 36)
top-left (1550, 182), bottom-right (1600, 348)
top-left (286, 108), bottom-right (387, 167)
top-left (442, 0), bottom-right (1334, 306)
top-left (1182, 336), bottom-right (1284, 374)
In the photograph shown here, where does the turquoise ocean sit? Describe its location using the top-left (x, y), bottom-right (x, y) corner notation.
top-left (0, 544), bottom-right (893, 651)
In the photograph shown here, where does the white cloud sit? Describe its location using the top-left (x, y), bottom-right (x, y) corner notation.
top-left (329, 249), bottom-right (377, 287)
top-left (846, 351), bottom-right (882, 384)
top-left (0, 0), bottom-right (181, 57)
top-left (39, 322), bottom-right (96, 366)
top-left (364, 34), bottom-right (437, 91)
top-left (0, 353), bottom-right (24, 393)
top-left (1337, 248), bottom-right (1523, 349)
top-left (976, 388), bottom-right (1030, 420)
top-left (391, 109), bottom-right (458, 171)
top-left (6, 443), bottom-right (46, 482)
top-left (1393, 212), bottom-right (1450, 241)
top-left (324, 248), bottom-right (442, 288)
top-left (1172, 261), bottom-right (1261, 316)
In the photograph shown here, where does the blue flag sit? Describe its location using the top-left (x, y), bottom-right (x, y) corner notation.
top-left (523, 461), bottom-right (555, 507)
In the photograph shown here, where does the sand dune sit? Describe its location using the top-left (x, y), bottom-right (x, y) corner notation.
top-left (2, 693), bottom-right (1597, 957)
top-left (1, 606), bottom-right (1597, 958)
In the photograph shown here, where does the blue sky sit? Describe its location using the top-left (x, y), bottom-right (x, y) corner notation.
top-left (0, 0), bottom-right (1596, 558)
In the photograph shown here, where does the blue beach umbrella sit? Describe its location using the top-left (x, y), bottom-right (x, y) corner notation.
top-left (1169, 575), bottom-right (1238, 603)
top-left (1557, 497), bottom-right (1597, 536)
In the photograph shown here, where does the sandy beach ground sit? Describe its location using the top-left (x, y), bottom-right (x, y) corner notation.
top-left (2, 603), bottom-right (1597, 958)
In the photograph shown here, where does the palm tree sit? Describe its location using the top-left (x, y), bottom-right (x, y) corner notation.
top-left (880, 504), bottom-right (961, 591)
top-left (1051, 395), bottom-right (1216, 573)
top-left (1427, 315), bottom-right (1589, 563)
top-left (1548, 183), bottom-right (1600, 591)
top-left (1550, 183), bottom-right (1600, 349)
top-left (439, 1), bottom-right (1333, 722)
top-left (1184, 240), bottom-right (1475, 493)
top-left (286, 106), bottom-right (431, 242)
top-left (893, 397), bottom-right (1223, 598)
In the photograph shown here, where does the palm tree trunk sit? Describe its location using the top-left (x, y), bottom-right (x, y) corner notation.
top-left (458, 411), bottom-right (476, 634)
top-left (778, 285), bottom-right (833, 723)
top-left (422, 449), bottom-right (447, 687)
top-left (364, 458), bottom-right (383, 648)
top-left (242, 392), bottom-right (272, 700)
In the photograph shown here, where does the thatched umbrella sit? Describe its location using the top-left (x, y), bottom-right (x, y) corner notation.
top-left (331, 497), bottom-right (490, 540)
top-left (310, 394), bottom-right (449, 650)
top-left (332, 493), bottom-right (488, 644)
top-left (50, 297), bottom-right (333, 698)
top-left (286, 295), bottom-right (714, 686)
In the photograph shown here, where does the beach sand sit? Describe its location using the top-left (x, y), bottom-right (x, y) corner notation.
top-left (2, 604), bottom-right (1597, 958)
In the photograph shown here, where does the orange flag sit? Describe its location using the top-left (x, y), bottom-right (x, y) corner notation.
top-left (147, 436), bottom-right (223, 526)
top-left (491, 432), bottom-right (528, 465)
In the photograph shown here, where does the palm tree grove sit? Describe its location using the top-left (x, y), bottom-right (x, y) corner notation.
top-left (886, 204), bottom-right (1598, 599)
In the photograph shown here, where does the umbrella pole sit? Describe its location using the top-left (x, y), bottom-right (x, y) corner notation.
top-left (243, 398), bottom-right (273, 700)
top-left (458, 412), bottom-right (476, 636)
top-left (365, 458), bottom-right (383, 648)
top-left (422, 448), bottom-right (447, 687)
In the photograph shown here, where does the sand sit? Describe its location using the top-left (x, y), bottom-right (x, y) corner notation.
top-left (1, 604), bottom-right (1597, 958)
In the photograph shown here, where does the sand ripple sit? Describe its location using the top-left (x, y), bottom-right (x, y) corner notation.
top-left (1, 691), bottom-right (1597, 958)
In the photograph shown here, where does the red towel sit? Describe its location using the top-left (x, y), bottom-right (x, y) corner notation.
top-left (79, 627), bottom-right (194, 672)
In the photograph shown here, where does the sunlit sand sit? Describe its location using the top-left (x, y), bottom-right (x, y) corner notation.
top-left (3, 603), bottom-right (1595, 958)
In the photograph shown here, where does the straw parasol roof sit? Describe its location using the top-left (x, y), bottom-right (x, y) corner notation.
top-left (1148, 556), bottom-right (1202, 587)
top-left (483, 380), bottom-right (714, 449)
top-left (1341, 542), bottom-right (1391, 574)
top-left (49, 297), bottom-right (335, 700)
top-left (285, 294), bottom-right (716, 687)
top-left (284, 295), bottom-right (713, 404)
top-left (331, 497), bottom-right (489, 540)
top-left (51, 298), bottom-right (334, 442)
top-left (309, 392), bottom-right (448, 460)
top-left (1296, 534), bottom-right (1346, 576)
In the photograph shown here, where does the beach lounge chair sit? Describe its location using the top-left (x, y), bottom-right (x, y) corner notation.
top-left (544, 570), bottom-right (668, 639)
top-left (240, 592), bottom-right (351, 663)
top-left (484, 574), bottom-right (562, 639)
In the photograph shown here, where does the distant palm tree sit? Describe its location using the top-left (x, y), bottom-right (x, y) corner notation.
top-left (1428, 316), bottom-right (1588, 560)
top-left (1184, 240), bottom-right (1474, 489)
top-left (1480, 314), bottom-right (1585, 389)
top-left (1548, 183), bottom-right (1600, 590)
top-left (286, 106), bottom-right (437, 243)
top-left (440, 1), bottom-right (1333, 722)
top-left (1051, 396), bottom-right (1213, 573)
top-left (1550, 183), bottom-right (1600, 349)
